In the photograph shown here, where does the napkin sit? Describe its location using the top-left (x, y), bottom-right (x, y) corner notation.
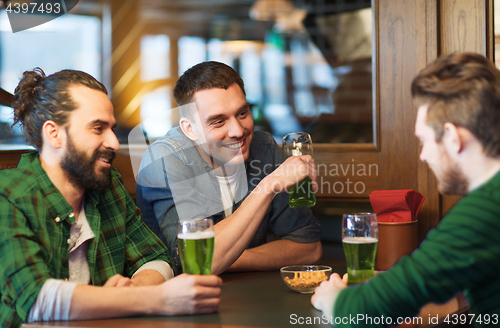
top-left (369, 190), bottom-right (425, 223)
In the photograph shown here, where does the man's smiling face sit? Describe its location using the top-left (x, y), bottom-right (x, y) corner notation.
top-left (60, 85), bottom-right (119, 191)
top-left (188, 83), bottom-right (254, 169)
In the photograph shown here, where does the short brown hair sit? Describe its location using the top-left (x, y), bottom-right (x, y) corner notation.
top-left (173, 61), bottom-right (245, 119)
top-left (12, 68), bottom-right (107, 151)
top-left (411, 52), bottom-right (500, 157)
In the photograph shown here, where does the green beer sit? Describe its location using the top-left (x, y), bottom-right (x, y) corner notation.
top-left (178, 231), bottom-right (215, 275)
top-left (342, 236), bottom-right (378, 285)
top-left (289, 177), bottom-right (316, 209)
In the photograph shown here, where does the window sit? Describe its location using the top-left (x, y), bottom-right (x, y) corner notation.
top-left (0, 11), bottom-right (102, 147)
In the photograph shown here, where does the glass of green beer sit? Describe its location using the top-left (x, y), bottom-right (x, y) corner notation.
top-left (282, 132), bottom-right (316, 209)
top-left (342, 213), bottom-right (378, 285)
top-left (178, 218), bottom-right (215, 275)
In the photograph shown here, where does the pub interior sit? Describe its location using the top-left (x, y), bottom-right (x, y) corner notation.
top-left (1, 0), bottom-right (499, 327)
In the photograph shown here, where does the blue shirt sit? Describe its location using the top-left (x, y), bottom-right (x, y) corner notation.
top-left (136, 127), bottom-right (321, 274)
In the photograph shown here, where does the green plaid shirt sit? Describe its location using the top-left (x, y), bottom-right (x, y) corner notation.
top-left (0, 152), bottom-right (171, 327)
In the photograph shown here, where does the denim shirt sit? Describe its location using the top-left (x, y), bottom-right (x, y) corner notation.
top-left (136, 127), bottom-right (321, 274)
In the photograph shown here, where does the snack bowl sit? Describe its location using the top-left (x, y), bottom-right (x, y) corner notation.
top-left (280, 265), bottom-right (332, 293)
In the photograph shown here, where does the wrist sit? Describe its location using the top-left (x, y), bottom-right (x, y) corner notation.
top-left (135, 285), bottom-right (161, 315)
top-left (258, 175), bottom-right (280, 195)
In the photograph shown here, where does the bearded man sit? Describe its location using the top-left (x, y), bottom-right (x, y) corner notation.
top-left (0, 68), bottom-right (221, 327)
top-left (312, 53), bottom-right (500, 327)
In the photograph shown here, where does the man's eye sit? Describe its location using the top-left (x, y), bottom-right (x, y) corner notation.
top-left (94, 126), bottom-right (103, 133)
top-left (211, 120), bottom-right (224, 127)
top-left (239, 110), bottom-right (249, 118)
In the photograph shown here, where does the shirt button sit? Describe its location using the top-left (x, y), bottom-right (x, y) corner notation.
top-left (55, 217), bottom-right (60, 223)
top-left (69, 213), bottom-right (75, 218)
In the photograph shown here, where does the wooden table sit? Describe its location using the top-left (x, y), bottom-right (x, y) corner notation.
top-left (23, 265), bottom-right (469, 328)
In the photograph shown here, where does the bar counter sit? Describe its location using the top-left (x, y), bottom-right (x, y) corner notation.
top-left (23, 264), bottom-right (468, 328)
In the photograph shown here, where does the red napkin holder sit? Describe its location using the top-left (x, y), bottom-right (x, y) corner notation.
top-left (369, 189), bottom-right (425, 223)
top-left (370, 190), bottom-right (425, 270)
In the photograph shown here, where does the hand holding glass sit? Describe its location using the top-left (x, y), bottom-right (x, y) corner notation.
top-left (178, 218), bottom-right (215, 275)
top-left (342, 213), bottom-right (378, 285)
top-left (282, 132), bottom-right (316, 209)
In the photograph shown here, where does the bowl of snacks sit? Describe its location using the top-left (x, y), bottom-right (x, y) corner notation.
top-left (280, 265), bottom-right (332, 293)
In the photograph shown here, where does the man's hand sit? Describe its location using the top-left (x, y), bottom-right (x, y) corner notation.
top-left (103, 274), bottom-right (134, 287)
top-left (156, 274), bottom-right (222, 315)
top-left (311, 273), bottom-right (347, 314)
top-left (263, 155), bottom-right (317, 194)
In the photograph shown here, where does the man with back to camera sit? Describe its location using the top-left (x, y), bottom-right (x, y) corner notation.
top-left (0, 68), bottom-right (221, 327)
top-left (136, 61), bottom-right (322, 275)
top-left (311, 53), bottom-right (500, 327)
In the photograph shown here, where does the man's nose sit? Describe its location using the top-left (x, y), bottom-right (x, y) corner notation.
top-left (227, 118), bottom-right (244, 138)
top-left (419, 149), bottom-right (426, 163)
top-left (104, 130), bottom-right (120, 151)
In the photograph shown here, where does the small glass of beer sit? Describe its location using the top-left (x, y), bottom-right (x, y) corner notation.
top-left (282, 132), bottom-right (316, 209)
top-left (342, 213), bottom-right (378, 285)
top-left (178, 218), bottom-right (215, 275)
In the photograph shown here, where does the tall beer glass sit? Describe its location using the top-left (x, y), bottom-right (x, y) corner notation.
top-left (342, 213), bottom-right (378, 285)
top-left (178, 218), bottom-right (215, 275)
top-left (282, 132), bottom-right (316, 209)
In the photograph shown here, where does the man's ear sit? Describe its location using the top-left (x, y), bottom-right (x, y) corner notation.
top-left (180, 117), bottom-right (198, 141)
top-left (42, 120), bottom-right (64, 149)
top-left (442, 122), bottom-right (463, 154)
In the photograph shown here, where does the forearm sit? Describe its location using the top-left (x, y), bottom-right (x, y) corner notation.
top-left (211, 176), bottom-right (277, 275)
top-left (70, 274), bottom-right (222, 319)
top-left (69, 284), bottom-right (159, 320)
top-left (227, 240), bottom-right (322, 272)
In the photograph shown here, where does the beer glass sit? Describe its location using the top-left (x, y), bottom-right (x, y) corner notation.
top-left (178, 218), bottom-right (215, 275)
top-left (282, 132), bottom-right (316, 209)
top-left (342, 213), bottom-right (378, 285)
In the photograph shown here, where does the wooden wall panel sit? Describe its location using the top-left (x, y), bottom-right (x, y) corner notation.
top-left (440, 0), bottom-right (487, 54)
top-left (315, 151), bottom-right (379, 198)
top-left (377, 0), bottom-right (423, 193)
top-left (0, 150), bottom-right (29, 170)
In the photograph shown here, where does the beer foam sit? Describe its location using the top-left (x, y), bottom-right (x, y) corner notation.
top-left (178, 231), bottom-right (215, 240)
top-left (342, 237), bottom-right (378, 244)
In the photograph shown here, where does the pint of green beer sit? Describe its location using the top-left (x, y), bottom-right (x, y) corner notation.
top-left (289, 177), bottom-right (316, 209)
top-left (342, 237), bottom-right (378, 285)
top-left (283, 132), bottom-right (316, 209)
top-left (178, 218), bottom-right (215, 275)
top-left (342, 213), bottom-right (379, 285)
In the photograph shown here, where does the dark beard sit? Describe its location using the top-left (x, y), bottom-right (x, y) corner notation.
top-left (437, 151), bottom-right (469, 196)
top-left (60, 136), bottom-right (116, 192)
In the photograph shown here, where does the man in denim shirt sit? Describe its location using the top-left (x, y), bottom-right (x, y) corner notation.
top-left (136, 61), bottom-right (322, 275)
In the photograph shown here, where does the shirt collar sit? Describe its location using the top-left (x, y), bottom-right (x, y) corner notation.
top-left (19, 151), bottom-right (99, 224)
